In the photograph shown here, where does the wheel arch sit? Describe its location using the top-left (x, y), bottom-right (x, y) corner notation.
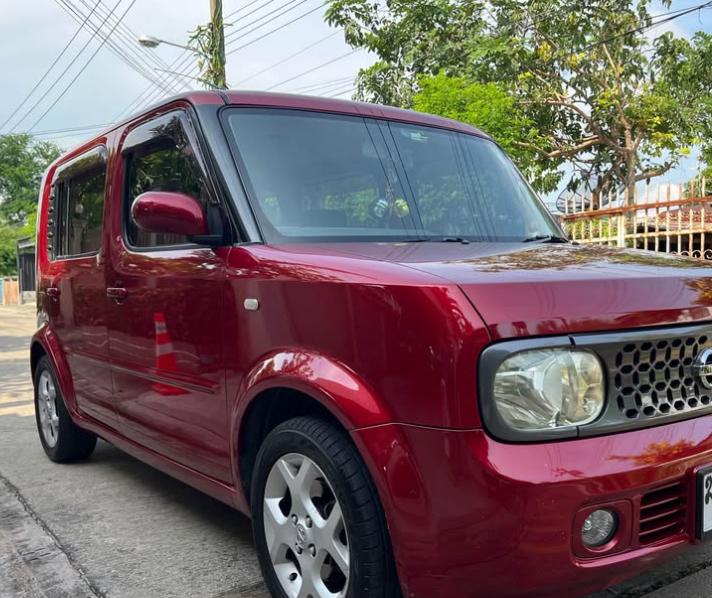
top-left (231, 349), bottom-right (394, 508)
top-left (30, 329), bottom-right (77, 414)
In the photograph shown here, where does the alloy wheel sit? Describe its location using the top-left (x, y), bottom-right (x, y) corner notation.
top-left (263, 452), bottom-right (350, 598)
top-left (37, 370), bottom-right (59, 448)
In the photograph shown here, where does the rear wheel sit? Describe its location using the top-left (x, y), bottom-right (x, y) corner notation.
top-left (34, 356), bottom-right (97, 462)
top-left (251, 417), bottom-right (399, 598)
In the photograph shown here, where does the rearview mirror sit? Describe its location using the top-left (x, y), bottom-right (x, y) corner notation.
top-left (131, 191), bottom-right (207, 237)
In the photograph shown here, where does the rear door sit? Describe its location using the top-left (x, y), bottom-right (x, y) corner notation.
top-left (106, 109), bottom-right (233, 483)
top-left (42, 146), bottom-right (116, 426)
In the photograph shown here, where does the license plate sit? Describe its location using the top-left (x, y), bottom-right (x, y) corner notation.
top-left (697, 467), bottom-right (712, 541)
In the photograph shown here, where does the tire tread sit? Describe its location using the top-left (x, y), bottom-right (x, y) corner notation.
top-left (34, 356), bottom-right (97, 463)
top-left (251, 416), bottom-right (401, 598)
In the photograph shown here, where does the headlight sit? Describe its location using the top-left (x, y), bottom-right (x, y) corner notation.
top-left (492, 348), bottom-right (604, 433)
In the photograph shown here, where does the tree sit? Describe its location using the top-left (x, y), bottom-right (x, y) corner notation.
top-left (0, 134), bottom-right (60, 275)
top-left (702, 147), bottom-right (712, 181)
top-left (326, 0), bottom-right (712, 203)
top-left (0, 134), bottom-right (60, 224)
top-left (412, 73), bottom-right (559, 191)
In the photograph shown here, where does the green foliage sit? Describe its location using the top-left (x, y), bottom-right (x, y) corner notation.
top-left (189, 21), bottom-right (228, 89)
top-left (412, 73), bottom-right (558, 191)
top-left (701, 147), bottom-right (712, 181)
top-left (326, 0), bottom-right (712, 199)
top-left (0, 134), bottom-right (60, 275)
top-left (0, 217), bottom-right (34, 276)
top-left (0, 134), bottom-right (60, 224)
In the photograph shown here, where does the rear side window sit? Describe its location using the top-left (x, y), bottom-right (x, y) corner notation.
top-left (52, 158), bottom-right (106, 258)
top-left (124, 132), bottom-right (211, 248)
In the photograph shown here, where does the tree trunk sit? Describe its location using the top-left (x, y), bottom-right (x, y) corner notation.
top-left (625, 153), bottom-right (637, 207)
top-left (624, 152), bottom-right (637, 246)
top-left (591, 187), bottom-right (601, 211)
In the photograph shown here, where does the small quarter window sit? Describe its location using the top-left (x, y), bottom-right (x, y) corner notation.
top-left (64, 167), bottom-right (105, 255)
top-left (52, 154), bottom-right (106, 258)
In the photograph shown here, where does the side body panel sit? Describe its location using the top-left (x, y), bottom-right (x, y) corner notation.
top-left (224, 244), bottom-right (491, 432)
top-left (104, 103), bottom-right (232, 483)
top-left (35, 138), bottom-right (116, 426)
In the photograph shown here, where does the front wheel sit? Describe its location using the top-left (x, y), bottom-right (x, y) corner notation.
top-left (251, 417), bottom-right (399, 598)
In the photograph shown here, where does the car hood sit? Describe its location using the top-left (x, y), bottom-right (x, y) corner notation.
top-left (321, 242), bottom-right (712, 339)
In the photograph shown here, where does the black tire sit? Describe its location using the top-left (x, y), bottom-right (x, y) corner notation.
top-left (34, 356), bottom-right (97, 462)
top-left (251, 416), bottom-right (400, 598)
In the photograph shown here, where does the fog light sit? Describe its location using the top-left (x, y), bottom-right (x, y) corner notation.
top-left (581, 509), bottom-right (617, 547)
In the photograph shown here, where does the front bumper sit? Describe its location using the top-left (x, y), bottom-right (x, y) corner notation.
top-left (351, 416), bottom-right (712, 597)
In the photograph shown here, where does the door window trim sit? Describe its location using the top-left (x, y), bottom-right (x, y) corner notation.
top-left (119, 108), bottom-right (229, 253)
top-left (49, 145), bottom-right (108, 261)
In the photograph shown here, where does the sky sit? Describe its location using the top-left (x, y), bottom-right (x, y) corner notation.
top-left (0, 0), bottom-right (710, 192)
top-left (0, 0), bottom-right (373, 147)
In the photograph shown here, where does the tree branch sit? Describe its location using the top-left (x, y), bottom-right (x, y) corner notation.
top-left (515, 136), bottom-right (601, 159)
top-left (635, 162), bottom-right (674, 182)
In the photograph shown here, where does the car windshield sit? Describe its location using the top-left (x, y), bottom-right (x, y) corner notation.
top-left (224, 108), bottom-right (560, 243)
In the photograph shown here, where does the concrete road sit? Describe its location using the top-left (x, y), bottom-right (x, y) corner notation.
top-left (2, 304), bottom-right (712, 598)
top-left (0, 305), bottom-right (267, 598)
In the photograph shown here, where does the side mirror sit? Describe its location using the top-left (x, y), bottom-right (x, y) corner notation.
top-left (131, 191), bottom-right (207, 237)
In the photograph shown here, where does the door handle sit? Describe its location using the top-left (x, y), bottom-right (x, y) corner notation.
top-left (46, 287), bottom-right (60, 299)
top-left (106, 287), bottom-right (128, 301)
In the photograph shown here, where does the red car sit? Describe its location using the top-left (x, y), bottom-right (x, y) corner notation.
top-left (32, 91), bottom-right (712, 598)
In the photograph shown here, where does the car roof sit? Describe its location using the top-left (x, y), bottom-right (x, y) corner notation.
top-left (219, 90), bottom-right (490, 138)
top-left (58, 89), bottom-right (490, 164)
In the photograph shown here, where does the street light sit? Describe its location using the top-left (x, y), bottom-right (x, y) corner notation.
top-left (137, 34), bottom-right (217, 89)
top-left (137, 34), bottom-right (197, 54)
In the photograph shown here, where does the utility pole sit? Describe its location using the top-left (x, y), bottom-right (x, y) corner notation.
top-left (210, 0), bottom-right (227, 89)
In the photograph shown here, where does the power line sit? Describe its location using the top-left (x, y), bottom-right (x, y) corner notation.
top-left (224, 0), bottom-right (278, 21)
top-left (32, 122), bottom-right (112, 135)
top-left (154, 67), bottom-right (214, 86)
top-left (226, 2), bottom-right (327, 56)
top-left (115, 48), bottom-right (196, 120)
top-left (133, 49), bottom-right (197, 109)
top-left (57, 0), bottom-right (190, 123)
top-left (287, 78), bottom-right (355, 96)
top-left (266, 49), bottom-right (359, 90)
top-left (36, 128), bottom-right (110, 142)
top-left (572, 1), bottom-right (712, 52)
top-left (327, 85), bottom-right (355, 98)
top-left (74, 0), bottom-right (187, 90)
top-left (288, 76), bottom-right (353, 92)
top-left (235, 31), bottom-right (338, 85)
top-left (58, 0), bottom-right (169, 88)
top-left (56, 0), bottom-right (184, 95)
top-left (225, 0), bottom-right (303, 40)
top-left (134, 0), bottom-right (323, 100)
top-left (10, 0), bottom-right (123, 132)
top-left (0, 2), bottom-right (100, 132)
top-left (29, 0), bottom-right (138, 131)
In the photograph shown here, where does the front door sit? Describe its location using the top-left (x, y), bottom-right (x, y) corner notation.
top-left (106, 110), bottom-right (232, 483)
top-left (43, 146), bottom-right (116, 427)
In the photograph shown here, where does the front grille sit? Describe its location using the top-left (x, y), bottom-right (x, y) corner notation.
top-left (638, 480), bottom-right (687, 545)
top-left (612, 333), bottom-right (712, 420)
top-left (572, 323), bottom-right (712, 436)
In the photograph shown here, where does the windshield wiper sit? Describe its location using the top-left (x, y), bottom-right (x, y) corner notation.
top-left (400, 236), bottom-right (471, 244)
top-left (522, 234), bottom-right (569, 244)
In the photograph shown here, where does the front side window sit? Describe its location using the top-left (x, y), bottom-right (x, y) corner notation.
top-left (54, 163), bottom-right (106, 257)
top-left (124, 134), bottom-right (211, 248)
top-left (223, 108), bottom-right (559, 243)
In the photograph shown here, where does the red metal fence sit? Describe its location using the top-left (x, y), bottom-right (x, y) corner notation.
top-left (561, 177), bottom-right (712, 259)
